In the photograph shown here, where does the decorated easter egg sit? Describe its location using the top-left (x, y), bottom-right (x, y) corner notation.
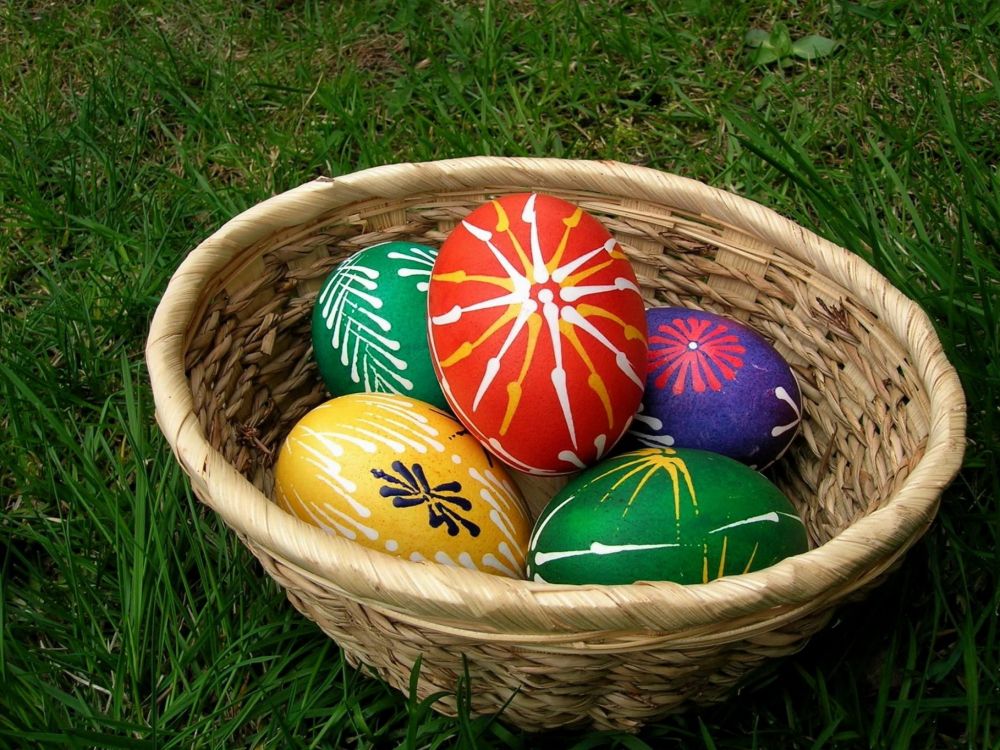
top-left (526, 447), bottom-right (808, 585)
top-left (627, 307), bottom-right (802, 469)
top-left (427, 192), bottom-right (648, 475)
top-left (274, 393), bottom-right (532, 579)
top-left (312, 242), bottom-right (448, 410)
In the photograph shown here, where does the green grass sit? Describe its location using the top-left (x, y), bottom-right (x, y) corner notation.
top-left (1, 0), bottom-right (997, 747)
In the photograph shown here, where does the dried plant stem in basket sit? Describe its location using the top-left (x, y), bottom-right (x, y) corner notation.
top-left (146, 157), bottom-right (965, 731)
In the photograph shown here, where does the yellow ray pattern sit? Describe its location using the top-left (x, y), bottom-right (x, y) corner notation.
top-left (500, 314), bottom-right (543, 435)
top-left (742, 542), bottom-right (760, 574)
top-left (702, 539), bottom-right (761, 583)
top-left (439, 307), bottom-right (518, 368)
top-left (717, 535), bottom-right (729, 579)
top-left (432, 270), bottom-right (515, 290)
top-left (595, 461), bottom-right (663, 518)
top-left (576, 303), bottom-right (646, 342)
top-left (592, 449), bottom-right (698, 521)
top-left (609, 244), bottom-right (628, 260)
top-left (560, 320), bottom-right (614, 428)
top-left (492, 200), bottom-right (533, 278)
top-left (545, 207), bottom-right (583, 273)
top-left (563, 257), bottom-right (616, 287)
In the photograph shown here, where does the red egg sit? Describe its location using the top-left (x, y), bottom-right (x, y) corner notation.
top-left (427, 193), bottom-right (648, 475)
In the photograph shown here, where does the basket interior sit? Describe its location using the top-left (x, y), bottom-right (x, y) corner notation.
top-left (182, 187), bottom-right (932, 552)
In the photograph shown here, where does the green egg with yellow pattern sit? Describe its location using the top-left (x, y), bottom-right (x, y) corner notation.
top-left (526, 447), bottom-right (808, 585)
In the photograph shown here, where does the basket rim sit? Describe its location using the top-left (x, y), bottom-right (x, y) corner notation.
top-left (145, 156), bottom-right (967, 638)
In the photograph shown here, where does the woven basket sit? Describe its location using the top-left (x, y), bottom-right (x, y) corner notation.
top-left (145, 157), bottom-right (966, 732)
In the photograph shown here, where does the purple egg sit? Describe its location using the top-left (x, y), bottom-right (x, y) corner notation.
top-left (628, 307), bottom-right (802, 470)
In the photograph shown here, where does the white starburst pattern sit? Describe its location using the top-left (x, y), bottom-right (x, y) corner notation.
top-left (431, 194), bottom-right (645, 466)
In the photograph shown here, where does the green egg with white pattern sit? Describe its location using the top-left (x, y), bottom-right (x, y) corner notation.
top-left (526, 447), bottom-right (808, 585)
top-left (312, 242), bottom-right (448, 410)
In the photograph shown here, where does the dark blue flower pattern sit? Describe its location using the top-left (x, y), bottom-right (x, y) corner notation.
top-left (371, 461), bottom-right (481, 537)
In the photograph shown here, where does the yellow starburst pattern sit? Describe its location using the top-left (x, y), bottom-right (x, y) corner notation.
top-left (592, 448), bottom-right (699, 529)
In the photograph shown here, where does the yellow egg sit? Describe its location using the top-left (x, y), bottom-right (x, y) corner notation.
top-left (273, 393), bottom-right (532, 579)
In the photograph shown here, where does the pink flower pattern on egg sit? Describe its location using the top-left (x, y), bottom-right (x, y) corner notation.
top-left (649, 316), bottom-right (746, 395)
top-left (629, 307), bottom-right (802, 470)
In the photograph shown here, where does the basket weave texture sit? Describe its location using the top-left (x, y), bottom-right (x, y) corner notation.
top-left (145, 157), bottom-right (966, 731)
